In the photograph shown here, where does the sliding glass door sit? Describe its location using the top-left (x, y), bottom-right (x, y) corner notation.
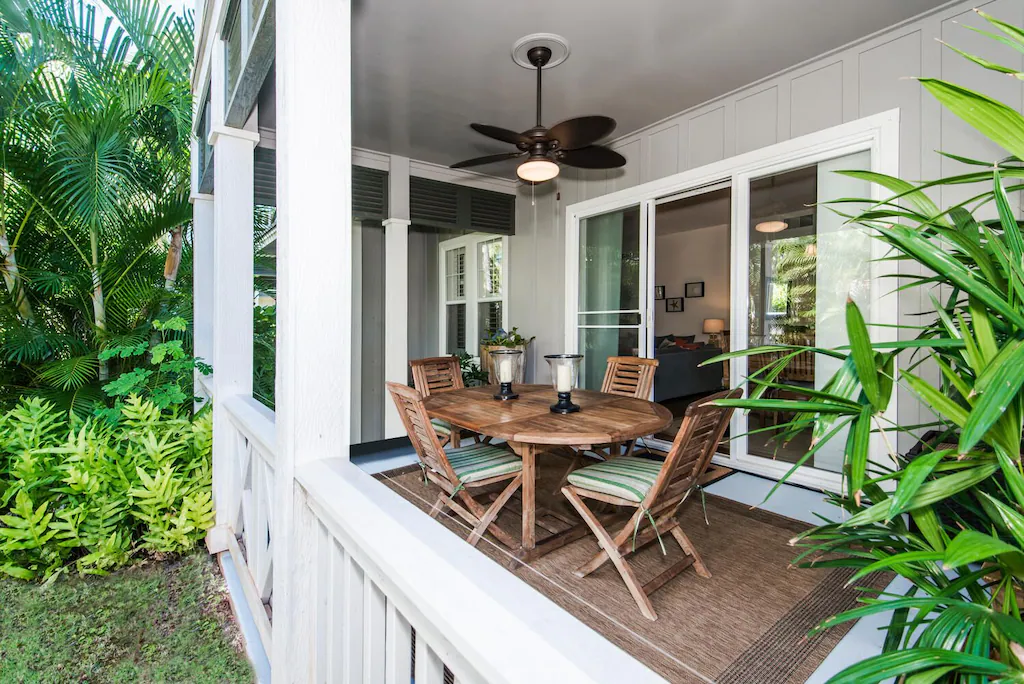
top-left (566, 112), bottom-right (899, 490)
top-left (735, 150), bottom-right (877, 476)
top-left (574, 204), bottom-right (648, 390)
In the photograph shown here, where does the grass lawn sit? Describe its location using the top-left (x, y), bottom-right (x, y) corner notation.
top-left (0, 552), bottom-right (253, 683)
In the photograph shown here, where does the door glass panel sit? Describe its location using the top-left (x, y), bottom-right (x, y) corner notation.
top-left (578, 207), bottom-right (641, 313)
top-left (578, 328), bottom-right (640, 390)
top-left (745, 151), bottom-right (871, 472)
top-left (577, 206), bottom-right (644, 390)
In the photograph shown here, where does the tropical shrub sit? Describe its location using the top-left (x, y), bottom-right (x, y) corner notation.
top-left (0, 395), bottom-right (213, 580)
top-left (457, 351), bottom-right (488, 387)
top-left (97, 316), bottom-right (211, 418)
top-left (712, 11), bottom-right (1024, 682)
top-left (0, 1), bottom-right (195, 414)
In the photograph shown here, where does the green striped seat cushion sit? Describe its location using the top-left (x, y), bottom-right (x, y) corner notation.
top-left (567, 456), bottom-right (664, 503)
top-left (430, 418), bottom-right (452, 436)
top-left (447, 443), bottom-right (521, 484)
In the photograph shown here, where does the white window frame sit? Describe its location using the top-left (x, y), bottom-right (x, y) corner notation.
top-left (563, 110), bottom-right (901, 492)
top-left (438, 233), bottom-right (510, 358)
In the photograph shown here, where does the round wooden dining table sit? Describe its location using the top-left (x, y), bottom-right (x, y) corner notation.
top-left (422, 383), bottom-right (673, 560)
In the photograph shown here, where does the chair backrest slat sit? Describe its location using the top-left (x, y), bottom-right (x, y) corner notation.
top-left (410, 356), bottom-right (464, 396)
top-left (601, 356), bottom-right (659, 399)
top-left (643, 388), bottom-right (741, 508)
top-left (386, 382), bottom-right (459, 487)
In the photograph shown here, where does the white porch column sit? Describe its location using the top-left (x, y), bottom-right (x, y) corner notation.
top-left (351, 219), bottom-right (363, 443)
top-left (383, 155), bottom-right (410, 437)
top-left (273, 0), bottom-right (352, 679)
top-left (209, 40), bottom-right (259, 527)
top-left (191, 191), bottom-right (214, 404)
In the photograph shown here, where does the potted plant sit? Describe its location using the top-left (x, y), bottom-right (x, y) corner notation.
top-left (479, 327), bottom-right (535, 384)
top-left (708, 11), bottom-right (1024, 682)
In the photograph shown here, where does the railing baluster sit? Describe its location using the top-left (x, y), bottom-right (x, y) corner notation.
top-left (363, 579), bottom-right (387, 683)
top-left (342, 552), bottom-right (365, 684)
top-left (315, 520), bottom-right (331, 684)
top-left (414, 634), bottom-right (445, 684)
top-left (384, 601), bottom-right (413, 684)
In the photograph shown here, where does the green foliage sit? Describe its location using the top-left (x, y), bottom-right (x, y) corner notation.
top-left (0, 395), bottom-right (214, 580)
top-left (0, 553), bottom-right (252, 681)
top-left (710, 11), bottom-right (1024, 682)
top-left (98, 317), bottom-right (210, 415)
top-left (457, 351), bottom-right (489, 387)
top-left (480, 326), bottom-right (534, 347)
top-left (253, 304), bottom-right (276, 409)
top-left (0, 1), bottom-right (195, 414)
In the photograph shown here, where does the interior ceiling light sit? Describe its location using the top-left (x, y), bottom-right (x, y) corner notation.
top-left (517, 157), bottom-right (560, 182)
top-left (755, 220), bottom-right (788, 234)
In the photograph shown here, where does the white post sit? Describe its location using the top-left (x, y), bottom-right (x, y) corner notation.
top-left (383, 155), bottom-right (410, 437)
top-left (209, 39), bottom-right (259, 528)
top-left (191, 192), bottom-right (214, 405)
top-left (273, 0), bottom-right (353, 679)
top-left (352, 219), bottom-right (363, 443)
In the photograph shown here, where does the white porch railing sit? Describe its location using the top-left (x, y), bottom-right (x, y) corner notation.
top-left (208, 395), bottom-right (665, 683)
top-left (212, 394), bottom-right (277, 655)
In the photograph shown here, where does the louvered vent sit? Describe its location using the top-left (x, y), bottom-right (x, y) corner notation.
top-left (470, 190), bottom-right (515, 234)
top-left (410, 177), bottom-right (459, 226)
top-left (249, 151), bottom-right (388, 220)
top-left (410, 176), bottom-right (515, 235)
top-left (353, 166), bottom-right (388, 220)
top-left (254, 147), bottom-right (276, 207)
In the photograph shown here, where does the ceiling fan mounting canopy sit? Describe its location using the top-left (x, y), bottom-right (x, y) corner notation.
top-left (450, 37), bottom-right (625, 181)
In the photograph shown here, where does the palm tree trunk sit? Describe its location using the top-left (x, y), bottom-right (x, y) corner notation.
top-left (0, 174), bottom-right (35, 324)
top-left (0, 223), bottom-right (34, 324)
top-left (90, 223), bottom-right (108, 381)
top-left (163, 225), bottom-right (184, 289)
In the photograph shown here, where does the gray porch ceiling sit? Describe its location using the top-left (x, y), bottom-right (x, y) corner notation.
top-left (350, 0), bottom-right (946, 173)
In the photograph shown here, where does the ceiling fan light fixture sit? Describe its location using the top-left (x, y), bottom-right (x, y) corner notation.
top-left (517, 157), bottom-right (560, 182)
top-left (755, 220), bottom-right (788, 234)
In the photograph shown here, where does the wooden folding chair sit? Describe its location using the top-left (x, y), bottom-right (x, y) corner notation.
top-left (410, 356), bottom-right (469, 448)
top-left (554, 357), bottom-right (659, 493)
top-left (561, 388), bottom-right (741, 620)
top-left (387, 382), bottom-right (523, 550)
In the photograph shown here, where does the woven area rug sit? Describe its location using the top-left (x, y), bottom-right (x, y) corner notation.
top-left (377, 458), bottom-right (888, 683)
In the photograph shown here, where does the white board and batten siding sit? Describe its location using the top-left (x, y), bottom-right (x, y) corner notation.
top-left (510, 0), bottom-right (1024, 448)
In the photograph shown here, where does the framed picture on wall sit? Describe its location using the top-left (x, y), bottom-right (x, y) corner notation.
top-left (665, 297), bottom-right (683, 313)
top-left (654, 285), bottom-right (666, 300)
top-left (685, 281), bottom-right (705, 298)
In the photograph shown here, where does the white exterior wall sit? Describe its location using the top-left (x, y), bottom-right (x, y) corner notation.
top-left (510, 0), bottom-right (1024, 448)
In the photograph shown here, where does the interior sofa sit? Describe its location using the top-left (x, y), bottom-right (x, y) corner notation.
top-left (653, 338), bottom-right (724, 402)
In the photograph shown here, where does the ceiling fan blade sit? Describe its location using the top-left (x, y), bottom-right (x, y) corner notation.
top-left (547, 116), bottom-right (617, 150)
top-left (558, 145), bottom-right (626, 169)
top-left (470, 123), bottom-right (530, 145)
top-left (450, 152), bottom-right (525, 169)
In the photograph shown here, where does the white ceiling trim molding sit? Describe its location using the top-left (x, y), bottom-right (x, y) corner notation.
top-left (409, 158), bottom-right (518, 196)
top-left (602, 0), bottom-right (965, 149)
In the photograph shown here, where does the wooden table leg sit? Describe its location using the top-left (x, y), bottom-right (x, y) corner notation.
top-left (521, 443), bottom-right (536, 552)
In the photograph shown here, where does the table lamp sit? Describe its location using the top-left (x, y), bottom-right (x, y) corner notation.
top-left (703, 318), bottom-right (725, 348)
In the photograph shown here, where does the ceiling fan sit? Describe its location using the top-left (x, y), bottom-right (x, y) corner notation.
top-left (449, 45), bottom-right (626, 183)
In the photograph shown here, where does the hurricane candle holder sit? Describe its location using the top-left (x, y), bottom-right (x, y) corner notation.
top-left (489, 349), bottom-right (523, 401)
top-left (545, 354), bottom-right (583, 414)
